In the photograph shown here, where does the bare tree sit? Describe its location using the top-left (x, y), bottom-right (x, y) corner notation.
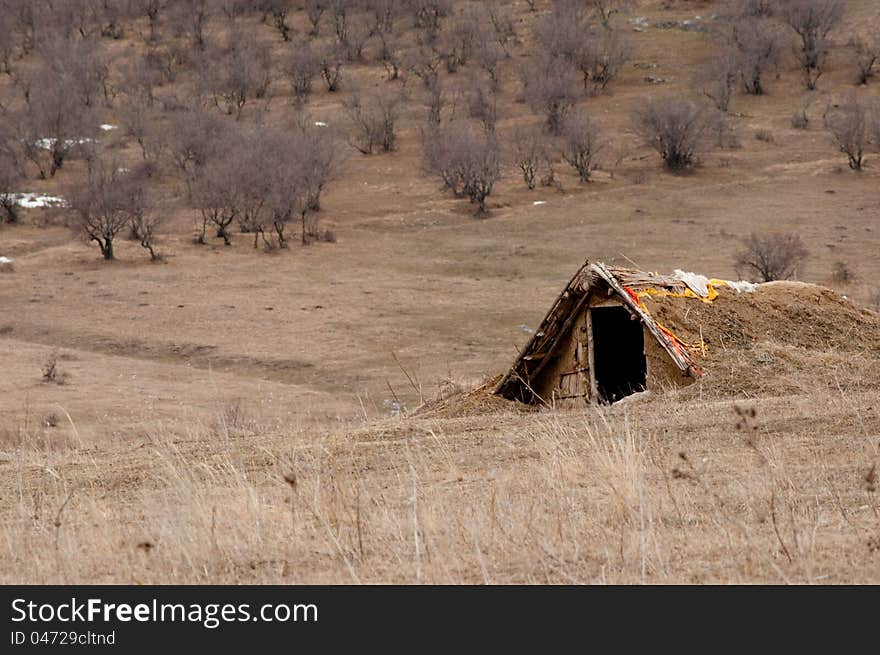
top-left (173, 0), bottom-right (210, 49)
top-left (852, 36), bottom-right (879, 85)
top-left (731, 17), bottom-right (781, 95)
top-left (438, 9), bottom-right (481, 73)
top-left (533, 4), bottom-right (583, 62)
top-left (122, 165), bottom-right (163, 260)
top-left (634, 97), bottom-right (708, 171)
top-left (203, 35), bottom-right (272, 119)
top-left (17, 69), bottom-right (94, 179)
top-left (286, 41), bottom-right (322, 104)
top-left (297, 124), bottom-right (340, 239)
top-left (589, 0), bottom-right (633, 28)
top-left (304, 0), bottom-right (328, 36)
top-left (377, 29), bottom-right (403, 80)
top-left (40, 36), bottom-right (112, 108)
top-left (697, 47), bottom-right (738, 112)
top-left (366, 0), bottom-right (401, 35)
top-left (735, 232), bottom-right (809, 281)
top-left (561, 110), bottom-right (602, 182)
top-left (404, 46), bottom-right (442, 88)
top-left (423, 122), bottom-right (500, 215)
top-left (164, 108), bottom-right (226, 194)
top-left (344, 88), bottom-right (403, 154)
top-left (510, 126), bottom-right (547, 191)
top-left (521, 53), bottom-right (581, 134)
top-left (462, 74), bottom-right (497, 133)
top-left (781, 0), bottom-right (844, 90)
top-left (575, 29), bottom-right (631, 94)
top-left (318, 41), bottom-right (345, 91)
top-left (264, 0), bottom-right (292, 41)
top-left (407, 0), bottom-right (452, 44)
top-left (69, 156), bottom-right (136, 260)
top-left (0, 126), bottom-right (24, 223)
top-left (135, 0), bottom-right (163, 43)
top-left (191, 140), bottom-right (241, 245)
top-left (485, 5), bottom-right (515, 55)
top-left (824, 96), bottom-right (869, 170)
top-left (119, 97), bottom-right (160, 162)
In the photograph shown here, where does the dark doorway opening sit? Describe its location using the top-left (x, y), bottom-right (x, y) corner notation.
top-left (591, 306), bottom-right (647, 403)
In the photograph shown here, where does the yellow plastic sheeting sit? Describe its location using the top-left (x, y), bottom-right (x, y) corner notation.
top-left (635, 278), bottom-right (734, 304)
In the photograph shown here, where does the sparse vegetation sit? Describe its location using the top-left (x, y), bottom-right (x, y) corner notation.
top-left (634, 97), bottom-right (708, 171)
top-left (735, 232), bottom-right (810, 281)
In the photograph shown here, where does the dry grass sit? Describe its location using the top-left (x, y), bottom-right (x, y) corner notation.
top-left (1, 386), bottom-right (877, 584)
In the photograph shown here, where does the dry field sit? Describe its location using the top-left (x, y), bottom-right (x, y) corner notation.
top-left (1, 0), bottom-right (879, 583)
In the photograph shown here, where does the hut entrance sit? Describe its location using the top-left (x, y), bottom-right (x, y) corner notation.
top-left (591, 306), bottom-right (647, 403)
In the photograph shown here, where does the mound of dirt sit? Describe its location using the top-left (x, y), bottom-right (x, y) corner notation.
top-left (643, 282), bottom-right (880, 397)
top-left (415, 374), bottom-right (539, 418)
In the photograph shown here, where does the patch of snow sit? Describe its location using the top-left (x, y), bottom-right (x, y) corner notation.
top-left (314, 121), bottom-right (328, 127)
top-left (0, 256), bottom-right (13, 264)
top-left (532, 201), bottom-right (546, 206)
top-left (518, 324), bottom-right (535, 334)
top-left (32, 137), bottom-right (94, 150)
top-left (99, 124), bottom-right (118, 131)
top-left (3, 192), bottom-right (67, 209)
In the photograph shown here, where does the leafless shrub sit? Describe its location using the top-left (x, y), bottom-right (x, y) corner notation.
top-left (172, 0), bottom-right (210, 50)
top-left (69, 155), bottom-right (144, 260)
top-left (41, 351), bottom-right (68, 385)
top-left (485, 5), bottom-right (515, 55)
top-left (318, 41), bottom-right (345, 92)
top-left (376, 30), bottom-right (403, 80)
top-left (561, 110), bottom-right (602, 182)
top-left (852, 36), bottom-right (879, 85)
top-left (823, 96), bottom-right (870, 170)
top-left (697, 47), bottom-right (738, 112)
top-left (344, 88), bottom-right (404, 154)
top-left (304, 0), bottom-right (328, 36)
top-left (16, 70), bottom-right (95, 179)
top-left (264, 0), bottom-right (292, 41)
top-left (404, 47), bottom-right (442, 88)
top-left (533, 4), bottom-right (583, 62)
top-left (203, 35), bottom-right (272, 119)
top-left (576, 29), bottom-right (631, 94)
top-left (521, 53), bottom-right (581, 135)
top-left (123, 166), bottom-right (162, 261)
top-left (462, 75), bottom-right (498, 133)
top-left (423, 76), bottom-right (450, 125)
top-left (407, 0), bottom-right (452, 44)
top-left (755, 128), bottom-right (775, 143)
top-left (735, 232), bottom-right (809, 281)
top-left (286, 41), bottom-right (322, 105)
top-left (164, 109), bottom-right (226, 194)
top-left (40, 36), bottom-right (112, 108)
top-left (589, 0), bottom-right (634, 27)
top-left (634, 97), bottom-right (708, 171)
top-left (781, 0), bottom-right (844, 90)
top-left (0, 127), bottom-right (24, 224)
top-left (191, 135), bottom-right (242, 245)
top-left (423, 122), bottom-right (501, 215)
top-left (134, 0), bottom-right (163, 43)
top-left (438, 9), bottom-right (481, 73)
top-left (511, 126), bottom-right (548, 191)
top-left (732, 0), bottom-right (776, 18)
top-left (731, 17), bottom-right (781, 95)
